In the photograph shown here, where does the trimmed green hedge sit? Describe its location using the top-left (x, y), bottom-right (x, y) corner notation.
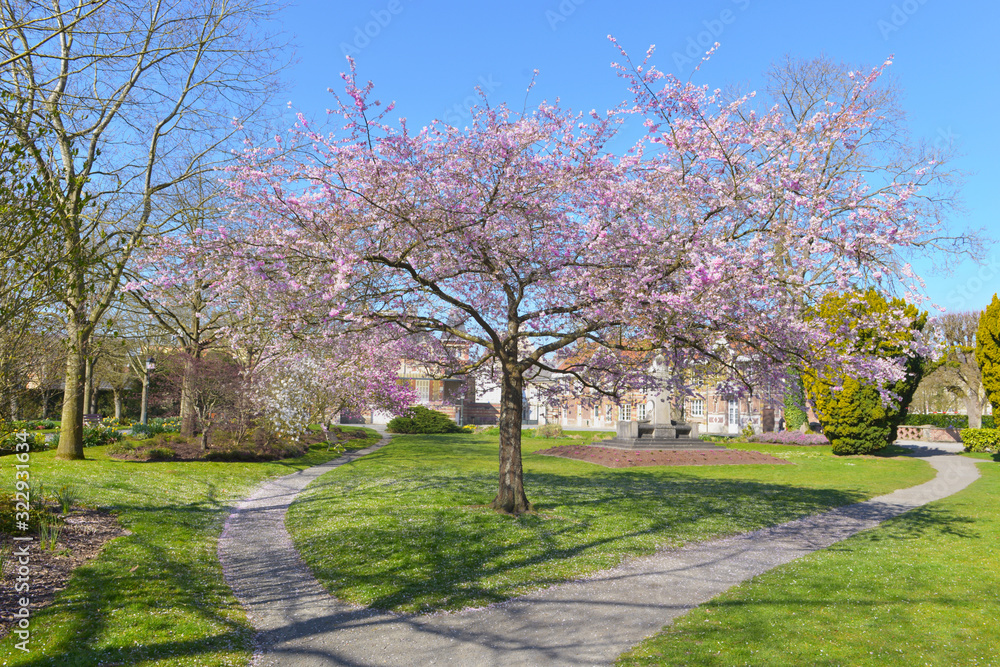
top-left (960, 428), bottom-right (1000, 453)
top-left (903, 414), bottom-right (995, 429)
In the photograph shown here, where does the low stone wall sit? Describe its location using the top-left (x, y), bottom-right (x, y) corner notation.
top-left (897, 424), bottom-right (962, 442)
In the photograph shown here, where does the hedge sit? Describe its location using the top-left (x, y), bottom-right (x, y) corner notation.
top-left (386, 406), bottom-right (461, 434)
top-left (960, 428), bottom-right (1000, 453)
top-left (903, 414), bottom-right (995, 429)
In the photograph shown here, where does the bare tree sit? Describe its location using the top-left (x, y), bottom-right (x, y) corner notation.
top-left (756, 54), bottom-right (977, 285)
top-left (0, 0), bottom-right (107, 68)
top-left (0, 0), bottom-right (286, 458)
top-left (931, 311), bottom-right (989, 427)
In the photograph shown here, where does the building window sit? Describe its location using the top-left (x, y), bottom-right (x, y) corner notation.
top-left (416, 379), bottom-right (430, 402)
top-left (619, 404), bottom-right (631, 421)
top-left (728, 399), bottom-right (739, 423)
top-left (636, 402), bottom-right (647, 420)
top-left (690, 398), bottom-right (705, 417)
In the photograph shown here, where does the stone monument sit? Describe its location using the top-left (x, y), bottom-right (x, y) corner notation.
top-left (602, 355), bottom-right (722, 451)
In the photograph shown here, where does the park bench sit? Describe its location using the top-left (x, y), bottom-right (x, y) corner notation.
top-left (83, 413), bottom-right (101, 425)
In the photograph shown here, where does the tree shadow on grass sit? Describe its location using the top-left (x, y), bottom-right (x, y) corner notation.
top-left (1, 509), bottom-right (254, 666)
top-left (834, 502), bottom-right (980, 542)
top-left (290, 469), bottom-right (879, 613)
top-left (872, 444), bottom-right (914, 457)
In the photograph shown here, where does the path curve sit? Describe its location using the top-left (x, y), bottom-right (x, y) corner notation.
top-left (218, 439), bottom-right (981, 667)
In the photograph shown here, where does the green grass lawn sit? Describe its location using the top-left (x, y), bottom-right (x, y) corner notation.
top-left (0, 427), bottom-right (379, 667)
top-left (617, 456), bottom-right (1000, 666)
top-left (285, 433), bottom-right (934, 614)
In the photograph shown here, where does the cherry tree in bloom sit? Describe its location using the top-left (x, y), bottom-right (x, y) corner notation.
top-left (221, 49), bottom-right (948, 514)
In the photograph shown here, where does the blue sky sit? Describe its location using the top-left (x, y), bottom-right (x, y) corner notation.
top-left (277, 0), bottom-right (999, 314)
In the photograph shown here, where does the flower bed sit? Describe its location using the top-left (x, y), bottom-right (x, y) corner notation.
top-left (749, 431), bottom-right (829, 446)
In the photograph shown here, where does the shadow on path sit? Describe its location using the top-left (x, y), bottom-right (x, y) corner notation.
top-left (217, 438), bottom-right (982, 667)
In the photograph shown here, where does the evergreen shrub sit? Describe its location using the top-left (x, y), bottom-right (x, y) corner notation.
top-left (386, 406), bottom-right (461, 434)
top-left (960, 428), bottom-right (1000, 453)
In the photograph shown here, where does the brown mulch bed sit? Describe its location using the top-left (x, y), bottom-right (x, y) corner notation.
top-left (110, 427), bottom-right (370, 462)
top-left (0, 507), bottom-right (128, 641)
top-left (111, 437), bottom-right (213, 461)
top-left (535, 444), bottom-right (791, 467)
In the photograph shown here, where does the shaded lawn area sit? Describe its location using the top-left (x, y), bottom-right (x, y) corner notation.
top-left (0, 428), bottom-right (379, 667)
top-left (617, 457), bottom-right (1000, 666)
top-left (286, 433), bottom-right (934, 614)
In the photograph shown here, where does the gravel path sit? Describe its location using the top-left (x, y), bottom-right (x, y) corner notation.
top-left (218, 438), bottom-right (981, 667)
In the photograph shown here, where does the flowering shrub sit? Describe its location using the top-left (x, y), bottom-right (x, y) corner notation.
top-left (252, 341), bottom-right (414, 439)
top-left (82, 425), bottom-right (124, 448)
top-left (150, 417), bottom-right (181, 433)
top-left (750, 431), bottom-right (829, 446)
top-left (32, 433), bottom-right (51, 450)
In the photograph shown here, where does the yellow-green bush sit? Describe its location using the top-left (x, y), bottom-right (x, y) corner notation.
top-left (960, 427), bottom-right (1000, 453)
top-left (804, 290), bottom-right (926, 455)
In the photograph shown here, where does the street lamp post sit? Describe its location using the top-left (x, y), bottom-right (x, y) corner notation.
top-left (141, 356), bottom-right (156, 426)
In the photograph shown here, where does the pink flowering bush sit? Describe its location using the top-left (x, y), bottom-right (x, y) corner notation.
top-left (750, 431), bottom-right (830, 446)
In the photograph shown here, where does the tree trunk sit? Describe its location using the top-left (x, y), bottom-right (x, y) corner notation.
top-left (140, 372), bottom-right (150, 425)
top-left (83, 357), bottom-right (93, 415)
top-left (113, 388), bottom-right (123, 420)
top-left (490, 364), bottom-right (531, 515)
top-left (180, 354), bottom-right (197, 437)
top-left (199, 415), bottom-right (210, 451)
top-left (966, 393), bottom-right (983, 429)
top-left (57, 322), bottom-right (87, 460)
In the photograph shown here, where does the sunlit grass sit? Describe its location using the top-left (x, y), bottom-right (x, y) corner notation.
top-left (617, 459), bottom-right (1000, 666)
top-left (286, 432), bottom-right (934, 613)
top-left (0, 427), bottom-right (379, 666)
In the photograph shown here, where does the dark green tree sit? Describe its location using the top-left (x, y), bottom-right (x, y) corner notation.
top-left (977, 294), bottom-right (1000, 415)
